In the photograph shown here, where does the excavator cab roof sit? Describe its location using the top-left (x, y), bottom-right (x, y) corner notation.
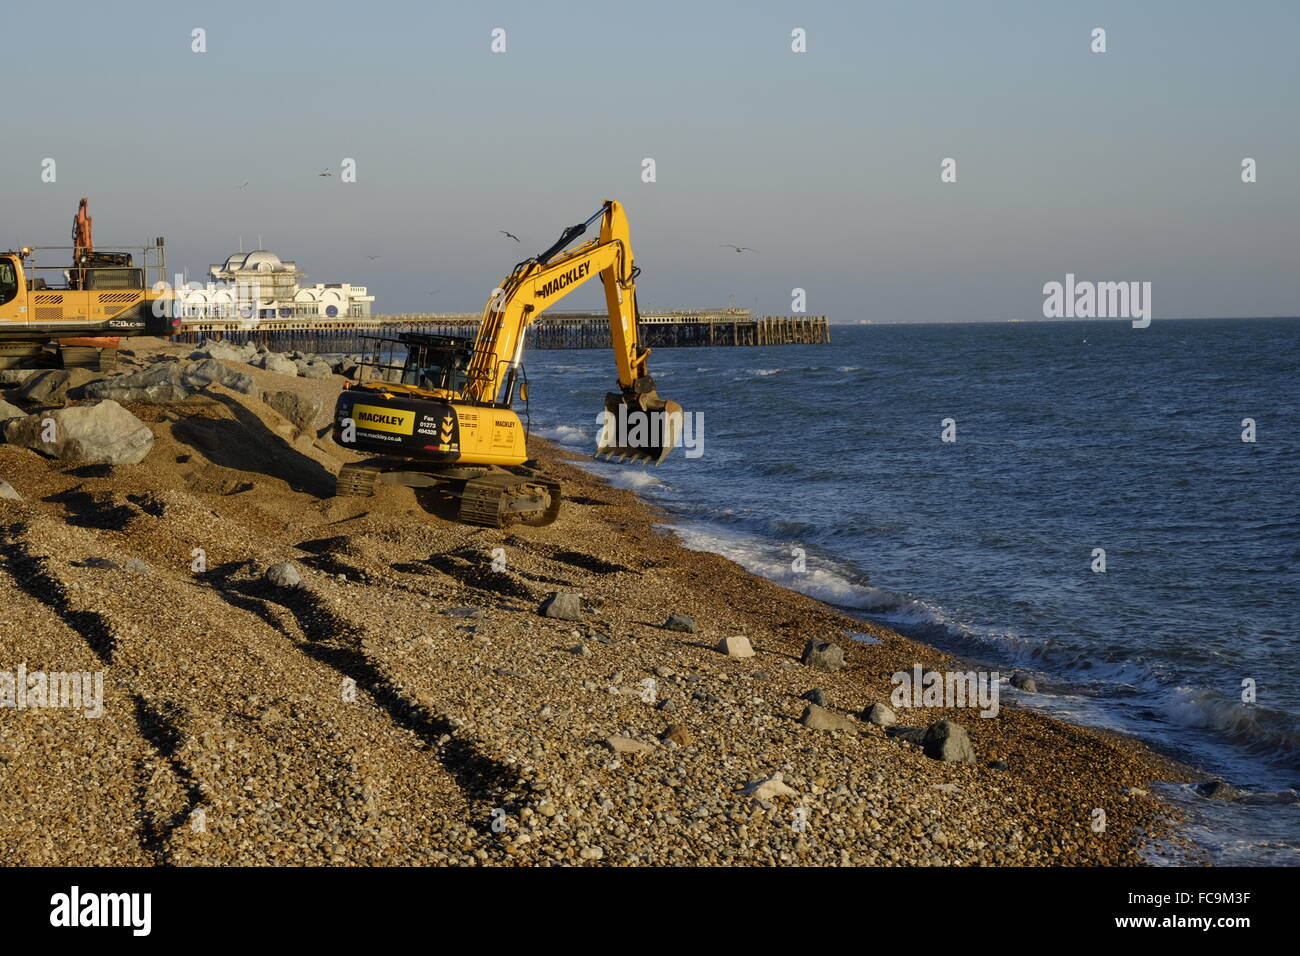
top-left (349, 332), bottom-right (475, 395)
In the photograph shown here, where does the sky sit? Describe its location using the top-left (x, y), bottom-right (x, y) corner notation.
top-left (4, 0), bottom-right (1298, 322)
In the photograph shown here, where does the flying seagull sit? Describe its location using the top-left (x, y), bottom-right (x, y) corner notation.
top-left (318, 169), bottom-right (334, 177)
top-left (237, 181), bottom-right (249, 189)
top-left (500, 230), bottom-right (520, 242)
top-left (720, 244), bottom-right (757, 253)
top-left (366, 255), bottom-right (381, 260)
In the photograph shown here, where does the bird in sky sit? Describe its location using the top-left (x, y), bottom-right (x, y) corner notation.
top-left (426, 290), bottom-right (440, 295)
top-left (237, 181), bottom-right (249, 189)
top-left (366, 255), bottom-right (381, 260)
top-left (318, 169), bottom-right (333, 177)
top-left (500, 230), bottom-right (520, 242)
top-left (720, 244), bottom-right (757, 253)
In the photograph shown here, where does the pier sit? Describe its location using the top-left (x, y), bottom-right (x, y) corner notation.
top-left (175, 309), bottom-right (830, 353)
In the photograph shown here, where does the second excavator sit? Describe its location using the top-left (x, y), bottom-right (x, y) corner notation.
top-left (331, 200), bottom-right (682, 527)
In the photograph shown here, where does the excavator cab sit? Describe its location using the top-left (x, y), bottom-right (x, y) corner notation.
top-left (0, 258), bottom-right (18, 306)
top-left (399, 333), bottom-right (472, 393)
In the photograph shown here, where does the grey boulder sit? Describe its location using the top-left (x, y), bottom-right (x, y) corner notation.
top-left (800, 703), bottom-right (856, 732)
top-left (16, 369), bottom-right (101, 406)
top-left (662, 614), bottom-right (698, 633)
top-left (83, 360), bottom-right (254, 403)
top-left (191, 339), bottom-right (256, 362)
top-left (921, 719), bottom-right (976, 764)
top-left (862, 702), bottom-right (898, 726)
top-left (538, 591), bottom-right (582, 621)
top-left (296, 359), bottom-right (334, 379)
top-left (4, 400), bottom-right (154, 465)
top-left (262, 390), bottom-right (321, 433)
top-left (266, 561), bottom-right (303, 588)
top-left (1009, 672), bottom-right (1038, 693)
top-left (1195, 780), bottom-right (1239, 802)
top-left (800, 639), bottom-right (845, 672)
top-left (253, 353), bottom-right (299, 376)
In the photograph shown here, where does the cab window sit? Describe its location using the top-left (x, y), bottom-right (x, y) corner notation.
top-left (0, 260), bottom-right (18, 306)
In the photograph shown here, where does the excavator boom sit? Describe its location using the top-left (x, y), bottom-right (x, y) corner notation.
top-left (464, 200), bottom-right (681, 464)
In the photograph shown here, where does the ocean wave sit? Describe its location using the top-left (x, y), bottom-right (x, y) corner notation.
top-left (602, 469), bottom-right (667, 491)
top-left (533, 424), bottom-right (592, 448)
top-left (1165, 687), bottom-right (1300, 759)
top-left (669, 522), bottom-right (913, 612)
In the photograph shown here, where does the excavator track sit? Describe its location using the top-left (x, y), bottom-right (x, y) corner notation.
top-left (335, 462), bottom-right (381, 497)
top-left (457, 472), bottom-right (561, 528)
top-left (58, 346), bottom-right (118, 372)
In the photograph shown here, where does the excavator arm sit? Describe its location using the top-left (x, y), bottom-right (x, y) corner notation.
top-left (464, 200), bottom-right (682, 464)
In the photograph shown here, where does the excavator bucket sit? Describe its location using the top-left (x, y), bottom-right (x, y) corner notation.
top-left (595, 390), bottom-right (683, 466)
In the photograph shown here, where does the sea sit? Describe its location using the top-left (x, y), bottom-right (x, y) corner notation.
top-left (523, 317), bottom-right (1299, 866)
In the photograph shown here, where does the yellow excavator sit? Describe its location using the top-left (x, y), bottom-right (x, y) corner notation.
top-left (331, 200), bottom-right (682, 527)
top-left (0, 199), bottom-right (175, 369)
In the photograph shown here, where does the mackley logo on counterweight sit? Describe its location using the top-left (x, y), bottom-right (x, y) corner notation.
top-left (353, 404), bottom-right (415, 435)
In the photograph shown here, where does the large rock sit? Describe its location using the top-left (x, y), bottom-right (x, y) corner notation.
top-left (82, 360), bottom-right (254, 403)
top-left (16, 369), bottom-right (101, 406)
top-left (0, 480), bottom-right (20, 501)
top-left (662, 614), bottom-right (698, 633)
top-left (1195, 780), bottom-right (1239, 802)
top-left (800, 703), bottom-right (856, 731)
top-left (83, 363), bottom-right (188, 402)
top-left (1009, 672), bottom-right (1038, 693)
top-left (0, 369), bottom-right (39, 386)
top-left (191, 339), bottom-right (256, 362)
top-left (921, 719), bottom-right (976, 764)
top-left (296, 359), bottom-right (334, 379)
top-left (603, 735), bottom-right (653, 755)
top-left (862, 702), bottom-right (898, 727)
top-left (184, 359), bottom-right (255, 394)
top-left (800, 639), bottom-right (845, 672)
top-left (4, 401), bottom-right (154, 465)
top-left (253, 353), bottom-right (299, 376)
top-left (265, 561), bottom-right (302, 588)
top-left (716, 635), bottom-right (754, 658)
top-left (0, 399), bottom-right (26, 421)
top-left (538, 592), bottom-right (582, 621)
top-left (261, 390), bottom-right (322, 434)
top-left (739, 772), bottom-right (798, 800)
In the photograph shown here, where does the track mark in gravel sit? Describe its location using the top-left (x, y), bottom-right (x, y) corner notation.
top-left (503, 538), bottom-right (639, 575)
top-left (545, 549), bottom-right (637, 575)
top-left (199, 562), bottom-right (295, 633)
top-left (0, 523), bottom-right (117, 663)
top-left (298, 552), bottom-right (373, 583)
top-left (203, 560), bottom-right (350, 644)
top-left (298, 642), bottom-right (527, 826)
top-left (203, 569), bottom-right (528, 829)
top-left (423, 550), bottom-right (548, 599)
top-left (132, 697), bottom-right (205, 865)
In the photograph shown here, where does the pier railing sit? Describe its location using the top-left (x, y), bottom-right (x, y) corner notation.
top-left (174, 310), bottom-right (830, 353)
